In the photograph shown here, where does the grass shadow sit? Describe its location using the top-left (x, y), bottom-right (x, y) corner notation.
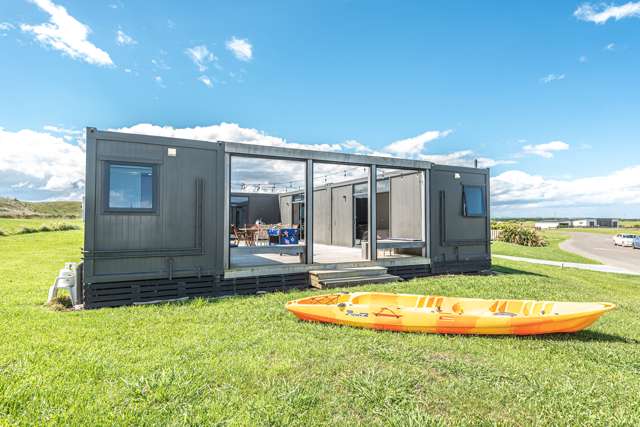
top-left (490, 265), bottom-right (549, 278)
top-left (530, 329), bottom-right (637, 344)
top-left (471, 329), bottom-right (634, 343)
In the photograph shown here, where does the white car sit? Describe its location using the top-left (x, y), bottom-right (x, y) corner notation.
top-left (634, 236), bottom-right (640, 250)
top-left (613, 234), bottom-right (636, 247)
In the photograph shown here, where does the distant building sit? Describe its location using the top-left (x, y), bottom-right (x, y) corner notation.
top-left (572, 219), bottom-right (596, 228)
top-left (571, 218), bottom-right (619, 228)
top-left (537, 218), bottom-right (619, 229)
top-left (534, 220), bottom-right (571, 230)
top-left (595, 218), bottom-right (619, 228)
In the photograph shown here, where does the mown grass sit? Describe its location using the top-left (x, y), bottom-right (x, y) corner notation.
top-left (1, 230), bottom-right (640, 425)
top-left (492, 231), bottom-right (600, 264)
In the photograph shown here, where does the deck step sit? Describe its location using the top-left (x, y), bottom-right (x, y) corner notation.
top-left (309, 266), bottom-right (388, 280)
top-left (310, 273), bottom-right (402, 289)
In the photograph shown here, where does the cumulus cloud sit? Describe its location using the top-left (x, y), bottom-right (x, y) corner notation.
top-left (185, 45), bottom-right (216, 71)
top-left (226, 37), bottom-right (252, 61)
top-left (20, 0), bottom-right (113, 66)
top-left (384, 130), bottom-right (453, 156)
top-left (420, 150), bottom-right (516, 168)
top-left (115, 29), bottom-right (136, 45)
top-left (605, 42), bottom-right (616, 51)
top-left (0, 22), bottom-right (15, 36)
top-left (43, 125), bottom-right (82, 136)
top-left (540, 73), bottom-right (565, 84)
top-left (0, 127), bottom-right (84, 198)
top-left (113, 123), bottom-right (343, 153)
top-left (491, 166), bottom-right (640, 212)
top-left (2, 123), bottom-right (637, 218)
top-left (574, 2), bottom-right (640, 24)
top-left (198, 75), bottom-right (213, 88)
top-left (522, 141), bottom-right (569, 158)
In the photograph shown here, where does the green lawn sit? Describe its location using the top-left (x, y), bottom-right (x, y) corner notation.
top-left (491, 231), bottom-right (600, 264)
top-left (0, 218), bottom-right (83, 235)
top-left (1, 230), bottom-right (640, 424)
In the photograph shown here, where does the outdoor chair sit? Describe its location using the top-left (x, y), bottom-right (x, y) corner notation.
top-left (256, 225), bottom-right (269, 246)
top-left (231, 225), bottom-right (244, 246)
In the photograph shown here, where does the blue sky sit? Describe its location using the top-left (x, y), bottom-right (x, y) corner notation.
top-left (0, 0), bottom-right (639, 217)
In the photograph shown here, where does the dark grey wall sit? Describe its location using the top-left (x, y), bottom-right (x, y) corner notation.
top-left (331, 184), bottom-right (353, 246)
top-left (429, 165), bottom-right (490, 273)
top-left (389, 173), bottom-right (422, 240)
top-left (83, 129), bottom-right (224, 284)
top-left (279, 195), bottom-right (292, 225)
top-left (376, 192), bottom-right (389, 231)
top-left (313, 188), bottom-right (331, 244)
top-left (231, 192), bottom-right (280, 225)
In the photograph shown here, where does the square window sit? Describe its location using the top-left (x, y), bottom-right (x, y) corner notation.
top-left (463, 185), bottom-right (485, 216)
top-left (106, 163), bottom-right (155, 211)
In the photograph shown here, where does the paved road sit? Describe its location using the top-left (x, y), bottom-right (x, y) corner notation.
top-left (559, 232), bottom-right (640, 274)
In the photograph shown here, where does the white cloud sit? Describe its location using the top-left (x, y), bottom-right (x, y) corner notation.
top-left (2, 123), bottom-right (636, 217)
top-left (185, 45), bottom-right (216, 71)
top-left (20, 0), bottom-right (113, 66)
top-left (116, 29), bottom-right (136, 46)
top-left (151, 58), bottom-right (170, 70)
top-left (154, 76), bottom-right (165, 88)
top-left (226, 37), bottom-right (252, 61)
top-left (522, 141), bottom-right (569, 158)
top-left (43, 125), bottom-right (81, 135)
top-left (419, 150), bottom-right (515, 168)
top-left (579, 55), bottom-right (588, 63)
top-left (198, 75), bottom-right (213, 88)
top-left (574, 2), bottom-right (640, 24)
top-left (491, 166), bottom-right (640, 212)
top-left (540, 73), bottom-right (565, 84)
top-left (0, 127), bottom-right (84, 196)
top-left (384, 130), bottom-right (453, 156)
top-left (605, 42), bottom-right (616, 51)
top-left (0, 22), bottom-right (15, 32)
top-left (113, 123), bottom-right (343, 153)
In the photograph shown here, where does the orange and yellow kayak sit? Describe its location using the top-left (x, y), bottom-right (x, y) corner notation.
top-left (286, 292), bottom-right (615, 335)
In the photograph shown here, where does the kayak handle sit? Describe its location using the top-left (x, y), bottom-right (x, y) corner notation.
top-left (373, 307), bottom-right (402, 318)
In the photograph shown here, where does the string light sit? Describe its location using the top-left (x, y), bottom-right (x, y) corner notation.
top-left (231, 166), bottom-right (404, 193)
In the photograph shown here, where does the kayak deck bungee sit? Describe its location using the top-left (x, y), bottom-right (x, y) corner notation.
top-left (286, 292), bottom-right (615, 335)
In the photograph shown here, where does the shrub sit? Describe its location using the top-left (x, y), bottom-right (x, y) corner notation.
top-left (46, 295), bottom-right (73, 311)
top-left (17, 227), bottom-right (38, 234)
top-left (53, 223), bottom-right (80, 231)
top-left (0, 229), bottom-right (7, 236)
top-left (498, 223), bottom-right (547, 247)
top-left (38, 224), bottom-right (53, 232)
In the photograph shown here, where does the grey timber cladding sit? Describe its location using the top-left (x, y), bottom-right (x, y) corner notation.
top-left (331, 184), bottom-right (353, 246)
top-left (231, 192), bottom-right (280, 225)
top-left (389, 173), bottom-right (422, 240)
top-left (83, 129), bottom-right (225, 284)
top-left (313, 188), bottom-right (332, 244)
top-left (429, 164), bottom-right (490, 273)
top-left (279, 195), bottom-right (293, 225)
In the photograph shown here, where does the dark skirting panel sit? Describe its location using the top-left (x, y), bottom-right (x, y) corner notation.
top-left (83, 273), bottom-right (309, 309)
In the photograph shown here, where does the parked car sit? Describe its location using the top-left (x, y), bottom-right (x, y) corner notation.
top-left (613, 234), bottom-right (637, 247)
top-left (633, 236), bottom-right (640, 250)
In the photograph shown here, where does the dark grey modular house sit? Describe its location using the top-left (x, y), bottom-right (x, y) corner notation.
top-left (81, 128), bottom-right (491, 308)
